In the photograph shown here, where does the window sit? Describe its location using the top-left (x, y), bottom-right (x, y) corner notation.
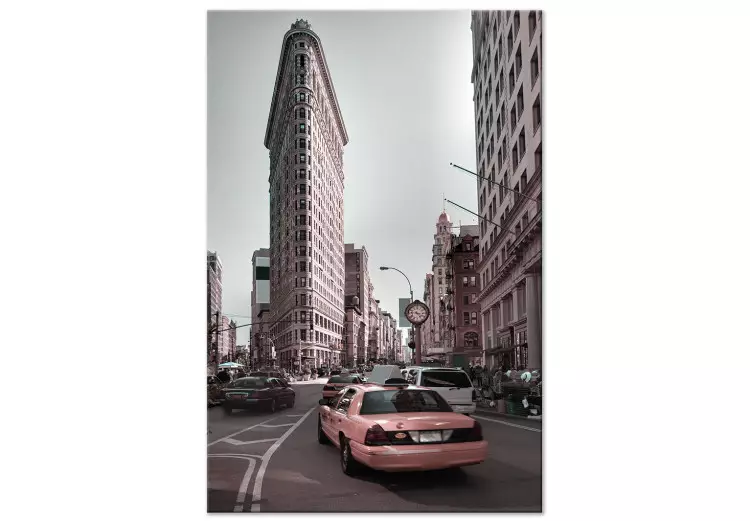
top-left (512, 144), bottom-right (519, 171)
top-left (507, 31), bottom-right (513, 59)
top-left (519, 127), bottom-right (526, 158)
top-left (509, 65), bottom-right (516, 91)
top-left (528, 11), bottom-right (537, 39)
top-left (471, 293), bottom-right (477, 303)
top-left (421, 370), bottom-right (472, 388)
top-left (511, 106), bottom-right (517, 132)
top-left (299, 138), bottom-right (305, 149)
top-left (300, 311), bottom-right (307, 322)
top-left (463, 276), bottom-right (469, 287)
top-left (521, 171), bottom-right (528, 193)
top-left (515, 48), bottom-right (522, 77)
top-left (471, 312), bottom-right (478, 325)
top-left (299, 123), bottom-right (305, 133)
top-left (533, 95), bottom-right (541, 133)
top-left (470, 276), bottom-right (477, 287)
top-left (463, 295), bottom-right (470, 305)
top-left (522, 212), bottom-right (529, 229)
top-left (535, 144), bottom-right (542, 174)
top-left (300, 153), bottom-right (306, 164)
top-left (463, 312), bottom-right (470, 325)
top-left (299, 41), bottom-right (306, 48)
top-left (299, 108), bottom-right (306, 119)
top-left (495, 84), bottom-right (499, 104)
top-left (359, 390), bottom-right (452, 415)
top-left (334, 387), bottom-right (358, 412)
top-left (300, 329), bottom-right (307, 341)
top-left (299, 183), bottom-right (306, 195)
top-left (513, 11), bottom-right (520, 36)
top-left (299, 230), bottom-right (307, 241)
top-left (531, 49), bottom-right (539, 87)
top-left (517, 88), bottom-right (524, 116)
top-left (299, 54), bottom-right (306, 67)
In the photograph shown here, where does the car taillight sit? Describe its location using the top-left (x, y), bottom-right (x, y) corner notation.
top-left (323, 385), bottom-right (334, 391)
top-left (467, 421), bottom-right (483, 442)
top-left (364, 424), bottom-right (391, 446)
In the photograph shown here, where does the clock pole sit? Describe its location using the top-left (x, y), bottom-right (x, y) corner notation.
top-left (414, 324), bottom-right (422, 365)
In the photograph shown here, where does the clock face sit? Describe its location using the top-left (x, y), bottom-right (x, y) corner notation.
top-left (405, 302), bottom-right (430, 325)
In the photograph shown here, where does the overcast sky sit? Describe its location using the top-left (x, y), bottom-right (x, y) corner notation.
top-left (208, 10), bottom-right (479, 345)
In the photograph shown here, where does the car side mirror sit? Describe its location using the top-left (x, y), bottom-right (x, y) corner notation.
top-left (318, 398), bottom-right (328, 406)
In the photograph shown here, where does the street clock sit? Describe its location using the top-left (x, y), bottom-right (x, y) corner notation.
top-left (404, 300), bottom-right (430, 326)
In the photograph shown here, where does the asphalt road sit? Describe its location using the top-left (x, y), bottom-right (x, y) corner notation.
top-left (207, 381), bottom-right (542, 513)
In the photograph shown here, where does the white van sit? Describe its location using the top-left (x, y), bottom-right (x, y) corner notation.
top-left (411, 367), bottom-right (476, 415)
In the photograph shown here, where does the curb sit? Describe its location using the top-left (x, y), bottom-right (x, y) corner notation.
top-left (474, 407), bottom-right (542, 423)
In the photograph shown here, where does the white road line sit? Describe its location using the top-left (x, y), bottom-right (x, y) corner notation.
top-left (206, 454), bottom-right (258, 512)
top-left (473, 415), bottom-right (542, 432)
top-left (207, 417), bottom-right (277, 447)
top-left (286, 414), bottom-right (305, 417)
top-left (256, 423), bottom-right (296, 428)
top-left (249, 406), bottom-right (317, 513)
top-left (208, 453), bottom-right (262, 459)
top-left (222, 438), bottom-right (279, 446)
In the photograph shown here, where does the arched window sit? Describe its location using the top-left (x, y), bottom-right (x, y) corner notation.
top-left (298, 108), bottom-right (306, 119)
top-left (464, 332), bottom-right (479, 347)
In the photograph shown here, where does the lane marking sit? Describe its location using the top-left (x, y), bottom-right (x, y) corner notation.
top-left (256, 423), bottom-right (296, 428)
top-left (206, 454), bottom-right (257, 512)
top-left (208, 453), bottom-right (262, 459)
top-left (473, 415), bottom-right (542, 432)
top-left (222, 438), bottom-right (279, 446)
top-left (207, 417), bottom-right (277, 447)
top-left (249, 406), bottom-right (317, 512)
top-left (286, 414), bottom-right (305, 417)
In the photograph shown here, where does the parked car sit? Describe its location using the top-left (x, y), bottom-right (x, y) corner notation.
top-left (316, 381), bottom-right (487, 475)
top-left (409, 367), bottom-right (477, 415)
top-left (322, 374), bottom-right (366, 398)
top-left (222, 376), bottom-right (295, 414)
top-left (207, 375), bottom-right (227, 407)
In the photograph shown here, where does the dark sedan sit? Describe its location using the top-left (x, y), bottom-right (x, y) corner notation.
top-left (222, 376), bottom-right (295, 414)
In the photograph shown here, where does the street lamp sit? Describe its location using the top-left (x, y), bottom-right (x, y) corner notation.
top-left (379, 266), bottom-right (413, 302)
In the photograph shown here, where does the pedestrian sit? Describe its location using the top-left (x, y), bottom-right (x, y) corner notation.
top-left (237, 368), bottom-right (246, 378)
top-left (217, 368), bottom-right (231, 384)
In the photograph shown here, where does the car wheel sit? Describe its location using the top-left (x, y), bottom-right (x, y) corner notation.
top-left (317, 417), bottom-right (329, 444)
top-left (340, 437), bottom-right (359, 476)
top-left (268, 399), bottom-right (277, 413)
top-left (288, 397), bottom-right (295, 408)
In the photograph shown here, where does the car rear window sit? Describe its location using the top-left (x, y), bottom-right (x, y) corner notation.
top-left (328, 376), bottom-right (359, 384)
top-left (227, 377), bottom-right (268, 389)
top-left (359, 390), bottom-right (453, 415)
top-left (420, 370), bottom-right (472, 388)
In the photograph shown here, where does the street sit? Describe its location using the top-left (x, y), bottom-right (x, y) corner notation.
top-left (207, 381), bottom-right (542, 512)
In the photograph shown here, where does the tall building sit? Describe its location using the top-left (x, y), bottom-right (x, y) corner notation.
top-left (425, 211), bottom-right (456, 361)
top-left (471, 11), bottom-right (542, 370)
top-left (251, 248), bottom-right (271, 321)
top-left (265, 20), bottom-right (349, 371)
top-left (446, 225), bottom-right (482, 368)
top-left (207, 250), bottom-right (223, 364)
top-left (344, 244), bottom-right (373, 364)
top-left (219, 315), bottom-right (231, 361)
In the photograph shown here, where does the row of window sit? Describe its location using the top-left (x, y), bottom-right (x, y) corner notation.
top-left (463, 312), bottom-right (479, 325)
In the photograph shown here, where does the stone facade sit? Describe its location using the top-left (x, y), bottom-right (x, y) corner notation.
top-left (265, 20), bottom-right (349, 370)
top-left (471, 11), bottom-right (542, 371)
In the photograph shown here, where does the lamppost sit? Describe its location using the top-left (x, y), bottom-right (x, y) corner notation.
top-left (380, 265), bottom-right (416, 363)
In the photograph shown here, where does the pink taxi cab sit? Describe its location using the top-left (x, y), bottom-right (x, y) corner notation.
top-left (316, 379), bottom-right (488, 475)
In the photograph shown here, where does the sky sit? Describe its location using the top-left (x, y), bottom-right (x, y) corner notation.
top-left (208, 11), bottom-right (479, 345)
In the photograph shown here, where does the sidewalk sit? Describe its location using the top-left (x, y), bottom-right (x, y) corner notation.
top-left (290, 377), bottom-right (328, 385)
top-left (474, 404), bottom-right (542, 423)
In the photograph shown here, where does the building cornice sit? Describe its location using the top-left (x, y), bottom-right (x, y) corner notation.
top-left (264, 25), bottom-right (349, 150)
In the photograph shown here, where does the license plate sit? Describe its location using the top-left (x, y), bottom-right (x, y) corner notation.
top-left (230, 394), bottom-right (246, 400)
top-left (420, 431), bottom-right (442, 443)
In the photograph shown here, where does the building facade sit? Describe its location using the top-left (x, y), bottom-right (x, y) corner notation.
top-left (471, 11), bottom-right (542, 371)
top-left (344, 243), bottom-right (372, 363)
top-left (424, 212), bottom-right (456, 361)
top-left (251, 248), bottom-right (271, 321)
top-left (207, 251), bottom-right (223, 364)
top-left (265, 20), bottom-right (349, 371)
top-left (447, 226), bottom-right (483, 368)
top-left (420, 273), bottom-right (435, 355)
